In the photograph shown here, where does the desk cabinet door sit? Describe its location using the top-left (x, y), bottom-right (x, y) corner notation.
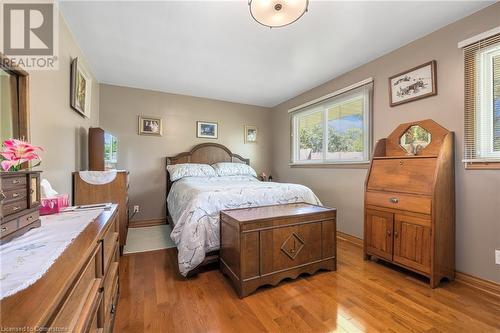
top-left (393, 214), bottom-right (431, 274)
top-left (365, 209), bottom-right (394, 261)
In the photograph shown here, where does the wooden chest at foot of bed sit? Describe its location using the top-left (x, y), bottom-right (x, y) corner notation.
top-left (220, 203), bottom-right (337, 298)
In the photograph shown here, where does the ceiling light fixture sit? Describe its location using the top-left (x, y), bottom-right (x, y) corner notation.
top-left (249, 0), bottom-right (309, 28)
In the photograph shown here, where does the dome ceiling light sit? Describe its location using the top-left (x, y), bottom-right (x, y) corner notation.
top-left (248, 0), bottom-right (309, 28)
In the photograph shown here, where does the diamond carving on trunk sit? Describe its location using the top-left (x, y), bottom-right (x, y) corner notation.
top-left (281, 232), bottom-right (305, 260)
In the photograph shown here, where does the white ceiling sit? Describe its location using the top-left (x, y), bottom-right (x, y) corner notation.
top-left (59, 1), bottom-right (492, 107)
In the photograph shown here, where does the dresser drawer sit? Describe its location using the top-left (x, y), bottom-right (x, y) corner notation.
top-left (367, 158), bottom-right (436, 195)
top-left (103, 261), bottom-right (119, 323)
top-left (366, 191), bottom-right (431, 215)
top-left (1, 176), bottom-right (27, 191)
top-left (0, 219), bottom-right (18, 237)
top-left (18, 210), bottom-right (39, 229)
top-left (2, 200), bottom-right (28, 216)
top-left (2, 188), bottom-right (27, 203)
top-left (102, 215), bottom-right (118, 273)
top-left (50, 244), bottom-right (102, 333)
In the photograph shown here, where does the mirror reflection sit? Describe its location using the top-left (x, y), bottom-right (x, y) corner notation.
top-left (0, 68), bottom-right (19, 142)
top-left (400, 125), bottom-right (432, 155)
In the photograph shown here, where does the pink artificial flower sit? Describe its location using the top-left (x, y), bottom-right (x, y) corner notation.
top-left (0, 139), bottom-right (43, 171)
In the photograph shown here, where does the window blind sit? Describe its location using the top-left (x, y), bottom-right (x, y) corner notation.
top-left (463, 33), bottom-right (500, 165)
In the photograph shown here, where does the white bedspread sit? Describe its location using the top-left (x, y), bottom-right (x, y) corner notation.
top-left (167, 176), bottom-right (321, 276)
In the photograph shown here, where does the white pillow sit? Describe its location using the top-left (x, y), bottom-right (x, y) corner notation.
top-left (167, 163), bottom-right (216, 181)
top-left (212, 162), bottom-right (257, 178)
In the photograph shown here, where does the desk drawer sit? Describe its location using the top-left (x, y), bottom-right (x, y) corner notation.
top-left (366, 191), bottom-right (431, 215)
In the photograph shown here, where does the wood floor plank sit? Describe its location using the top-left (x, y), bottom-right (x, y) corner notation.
top-left (114, 239), bottom-right (500, 333)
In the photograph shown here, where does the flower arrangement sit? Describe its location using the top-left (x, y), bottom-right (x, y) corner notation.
top-left (0, 139), bottom-right (43, 172)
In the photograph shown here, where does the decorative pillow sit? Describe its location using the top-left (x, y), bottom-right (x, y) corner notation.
top-left (212, 162), bottom-right (257, 178)
top-left (167, 163), bottom-right (216, 181)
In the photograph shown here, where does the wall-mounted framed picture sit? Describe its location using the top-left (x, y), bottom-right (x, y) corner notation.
top-left (197, 121), bottom-right (218, 139)
top-left (244, 125), bottom-right (258, 143)
top-left (138, 116), bottom-right (163, 136)
top-left (389, 60), bottom-right (437, 107)
top-left (70, 57), bottom-right (92, 117)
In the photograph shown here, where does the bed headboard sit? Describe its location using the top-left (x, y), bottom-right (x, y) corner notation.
top-left (165, 143), bottom-right (250, 217)
top-left (166, 143), bottom-right (249, 167)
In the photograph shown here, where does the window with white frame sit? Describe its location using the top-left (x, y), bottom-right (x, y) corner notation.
top-left (463, 32), bottom-right (500, 168)
top-left (290, 81), bottom-right (373, 165)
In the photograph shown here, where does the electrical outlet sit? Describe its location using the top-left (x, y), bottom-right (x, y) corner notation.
top-left (133, 205), bottom-right (140, 213)
top-left (495, 250), bottom-right (500, 265)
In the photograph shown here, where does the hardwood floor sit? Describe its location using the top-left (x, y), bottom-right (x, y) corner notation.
top-left (114, 239), bottom-right (500, 333)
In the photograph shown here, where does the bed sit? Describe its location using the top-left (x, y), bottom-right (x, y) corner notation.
top-left (166, 143), bottom-right (321, 276)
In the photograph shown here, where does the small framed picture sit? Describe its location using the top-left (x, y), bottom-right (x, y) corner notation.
top-left (197, 121), bottom-right (218, 139)
top-left (138, 116), bottom-right (163, 136)
top-left (389, 60), bottom-right (437, 107)
top-left (244, 125), bottom-right (258, 143)
top-left (70, 57), bottom-right (92, 118)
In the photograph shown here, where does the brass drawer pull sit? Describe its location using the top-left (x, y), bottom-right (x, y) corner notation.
top-left (1, 227), bottom-right (7, 232)
top-left (12, 192), bottom-right (20, 198)
top-left (389, 197), bottom-right (399, 204)
top-left (387, 230), bottom-right (391, 236)
top-left (12, 206), bottom-right (20, 211)
top-left (12, 179), bottom-right (21, 184)
top-left (394, 231), bottom-right (399, 238)
top-left (0, 192), bottom-right (5, 201)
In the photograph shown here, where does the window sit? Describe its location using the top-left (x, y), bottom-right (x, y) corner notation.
top-left (463, 32), bottom-right (500, 169)
top-left (290, 81), bottom-right (372, 165)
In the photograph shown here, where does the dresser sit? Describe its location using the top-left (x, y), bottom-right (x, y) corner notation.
top-left (220, 203), bottom-right (337, 297)
top-left (0, 205), bottom-right (120, 333)
top-left (0, 171), bottom-right (41, 243)
top-left (73, 171), bottom-right (129, 252)
top-left (364, 119), bottom-right (455, 288)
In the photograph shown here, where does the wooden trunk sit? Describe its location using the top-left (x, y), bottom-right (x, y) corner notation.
top-left (220, 203), bottom-right (336, 298)
top-left (364, 119), bottom-right (455, 288)
top-left (0, 171), bottom-right (41, 244)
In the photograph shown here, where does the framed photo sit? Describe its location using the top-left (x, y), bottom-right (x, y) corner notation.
top-left (197, 121), bottom-right (218, 139)
top-left (138, 116), bottom-right (163, 136)
top-left (70, 57), bottom-right (92, 117)
top-left (244, 125), bottom-right (258, 143)
top-left (389, 60), bottom-right (437, 107)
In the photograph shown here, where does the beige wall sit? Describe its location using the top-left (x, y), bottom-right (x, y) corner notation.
top-left (99, 84), bottom-right (272, 222)
top-left (29, 14), bottom-right (99, 197)
top-left (271, 4), bottom-right (500, 282)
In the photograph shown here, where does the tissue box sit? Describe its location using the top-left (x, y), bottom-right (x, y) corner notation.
top-left (39, 194), bottom-right (69, 215)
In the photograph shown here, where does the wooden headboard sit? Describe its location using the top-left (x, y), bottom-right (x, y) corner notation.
top-left (165, 143), bottom-right (250, 214)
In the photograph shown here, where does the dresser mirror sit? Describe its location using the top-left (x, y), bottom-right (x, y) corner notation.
top-left (0, 53), bottom-right (29, 143)
top-left (399, 125), bottom-right (432, 155)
